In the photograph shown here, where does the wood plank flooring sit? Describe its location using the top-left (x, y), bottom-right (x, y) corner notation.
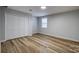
top-left (1, 33), bottom-right (79, 53)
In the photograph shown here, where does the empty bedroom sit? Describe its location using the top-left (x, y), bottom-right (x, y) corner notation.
top-left (0, 6), bottom-right (79, 53)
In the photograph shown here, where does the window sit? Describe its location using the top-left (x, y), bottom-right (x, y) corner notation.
top-left (41, 17), bottom-right (47, 28)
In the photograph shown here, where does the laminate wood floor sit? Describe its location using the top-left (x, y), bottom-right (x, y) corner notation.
top-left (1, 33), bottom-right (79, 53)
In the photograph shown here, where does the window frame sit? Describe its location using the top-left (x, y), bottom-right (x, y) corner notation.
top-left (41, 17), bottom-right (47, 28)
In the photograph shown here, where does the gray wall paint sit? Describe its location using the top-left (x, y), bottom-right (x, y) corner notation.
top-left (5, 9), bottom-right (37, 40)
top-left (0, 7), bottom-right (2, 41)
top-left (0, 7), bottom-right (5, 42)
top-left (32, 17), bottom-right (37, 34)
top-left (38, 10), bottom-right (79, 41)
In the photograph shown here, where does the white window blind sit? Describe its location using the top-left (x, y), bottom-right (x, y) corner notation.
top-left (41, 17), bottom-right (47, 28)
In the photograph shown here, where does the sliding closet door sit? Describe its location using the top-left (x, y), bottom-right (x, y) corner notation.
top-left (0, 7), bottom-right (5, 42)
top-left (5, 9), bottom-right (31, 40)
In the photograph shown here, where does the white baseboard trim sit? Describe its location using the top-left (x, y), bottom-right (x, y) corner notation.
top-left (1, 33), bottom-right (79, 42)
top-left (39, 33), bottom-right (79, 42)
top-left (0, 40), bottom-right (6, 43)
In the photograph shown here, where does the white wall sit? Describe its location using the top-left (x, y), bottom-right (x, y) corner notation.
top-left (5, 9), bottom-right (35, 40)
top-left (32, 17), bottom-right (37, 34)
top-left (38, 10), bottom-right (79, 41)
